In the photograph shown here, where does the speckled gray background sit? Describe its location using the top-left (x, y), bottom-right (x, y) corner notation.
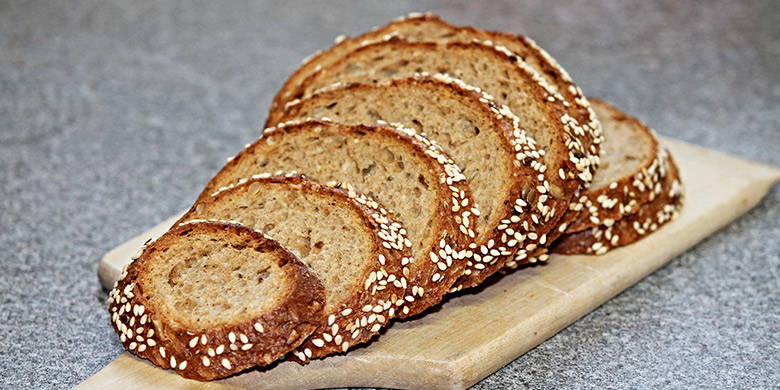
top-left (1, 1), bottom-right (778, 389)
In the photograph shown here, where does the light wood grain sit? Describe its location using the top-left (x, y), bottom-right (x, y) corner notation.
top-left (83, 138), bottom-right (780, 390)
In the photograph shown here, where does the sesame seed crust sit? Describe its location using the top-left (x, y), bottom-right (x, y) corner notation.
top-left (274, 76), bottom-right (571, 290)
top-left (199, 119), bottom-right (476, 317)
top-left (107, 221), bottom-right (325, 380)
top-left (180, 175), bottom-right (414, 363)
top-left (553, 151), bottom-right (683, 255)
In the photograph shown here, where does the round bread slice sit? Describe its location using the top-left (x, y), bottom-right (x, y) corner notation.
top-left (560, 99), bottom-right (669, 234)
top-left (506, 100), bottom-right (674, 266)
top-left (553, 152), bottom-right (683, 255)
top-left (107, 221), bottom-right (325, 381)
top-left (272, 76), bottom-right (561, 290)
top-left (199, 120), bottom-right (475, 317)
top-left (269, 37), bottom-right (597, 211)
top-left (179, 175), bottom-right (413, 362)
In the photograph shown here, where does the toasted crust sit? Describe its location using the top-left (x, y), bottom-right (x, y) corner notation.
top-left (553, 152), bottom-right (683, 255)
top-left (273, 76), bottom-right (568, 290)
top-left (561, 99), bottom-right (667, 234)
top-left (180, 175), bottom-right (414, 362)
top-left (200, 119), bottom-right (475, 317)
top-left (107, 221), bottom-right (325, 380)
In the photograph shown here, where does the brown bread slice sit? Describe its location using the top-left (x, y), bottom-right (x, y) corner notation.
top-left (506, 100), bottom-right (673, 266)
top-left (179, 175), bottom-right (413, 362)
top-left (273, 76), bottom-right (561, 290)
top-left (107, 221), bottom-right (324, 380)
top-left (200, 119), bottom-right (475, 316)
top-left (553, 152), bottom-right (683, 255)
top-left (268, 37), bottom-right (597, 210)
top-left (560, 99), bottom-right (668, 234)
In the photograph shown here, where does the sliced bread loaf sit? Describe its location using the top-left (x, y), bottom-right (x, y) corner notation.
top-left (199, 120), bottom-right (475, 316)
top-left (272, 76), bottom-right (562, 289)
top-left (553, 152), bottom-right (683, 255)
top-left (560, 99), bottom-right (668, 234)
top-left (107, 221), bottom-right (324, 380)
top-left (179, 175), bottom-right (413, 362)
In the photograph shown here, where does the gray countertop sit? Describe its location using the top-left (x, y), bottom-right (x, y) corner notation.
top-left (1, 1), bottom-right (778, 388)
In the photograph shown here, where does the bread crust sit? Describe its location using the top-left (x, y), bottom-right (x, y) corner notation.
top-left (553, 152), bottom-right (683, 255)
top-left (180, 175), bottom-right (414, 363)
top-left (107, 221), bottom-right (325, 380)
top-left (200, 119), bottom-right (475, 317)
top-left (273, 76), bottom-right (568, 290)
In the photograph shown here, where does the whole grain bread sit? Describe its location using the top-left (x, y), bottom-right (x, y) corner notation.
top-left (200, 120), bottom-right (475, 316)
top-left (272, 76), bottom-right (564, 289)
top-left (107, 221), bottom-right (324, 380)
top-left (179, 175), bottom-right (414, 362)
top-left (553, 152), bottom-right (683, 255)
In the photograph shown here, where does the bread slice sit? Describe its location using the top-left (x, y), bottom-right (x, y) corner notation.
top-left (553, 152), bottom-right (683, 255)
top-left (272, 76), bottom-right (563, 290)
top-left (506, 100), bottom-right (673, 266)
top-left (269, 13), bottom-right (602, 164)
top-left (560, 99), bottom-right (668, 234)
top-left (179, 175), bottom-right (413, 362)
top-left (199, 119), bottom-right (475, 316)
top-left (107, 221), bottom-right (324, 380)
top-left (268, 38), bottom-right (597, 207)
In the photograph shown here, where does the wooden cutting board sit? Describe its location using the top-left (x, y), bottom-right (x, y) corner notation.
top-left (81, 138), bottom-right (780, 390)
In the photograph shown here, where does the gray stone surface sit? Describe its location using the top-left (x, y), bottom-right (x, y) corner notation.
top-left (0, 0), bottom-right (778, 388)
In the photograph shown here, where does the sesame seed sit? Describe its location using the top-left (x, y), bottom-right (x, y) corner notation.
top-left (202, 356), bottom-right (210, 367)
top-left (221, 359), bottom-right (232, 370)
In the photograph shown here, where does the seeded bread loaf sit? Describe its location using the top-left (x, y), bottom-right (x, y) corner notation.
top-left (560, 99), bottom-right (669, 234)
top-left (107, 221), bottom-right (325, 380)
top-left (199, 120), bottom-right (475, 316)
top-left (553, 152), bottom-right (683, 255)
top-left (272, 76), bottom-right (563, 290)
top-left (179, 175), bottom-right (413, 362)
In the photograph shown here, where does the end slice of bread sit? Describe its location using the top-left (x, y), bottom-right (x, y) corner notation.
top-left (107, 221), bottom-right (324, 380)
top-left (273, 76), bottom-right (564, 290)
top-left (180, 175), bottom-right (414, 362)
top-left (200, 120), bottom-right (475, 317)
top-left (553, 152), bottom-right (683, 255)
top-left (560, 99), bottom-right (668, 234)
